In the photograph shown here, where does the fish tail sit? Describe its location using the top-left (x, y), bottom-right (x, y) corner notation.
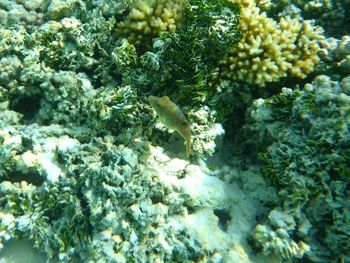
top-left (185, 137), bottom-right (191, 158)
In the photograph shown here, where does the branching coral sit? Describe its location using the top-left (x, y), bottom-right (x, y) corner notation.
top-left (282, 0), bottom-right (350, 36)
top-left (115, 0), bottom-right (187, 50)
top-left (220, 0), bottom-right (324, 87)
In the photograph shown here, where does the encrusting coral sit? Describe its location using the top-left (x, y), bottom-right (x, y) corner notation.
top-left (220, 0), bottom-right (324, 87)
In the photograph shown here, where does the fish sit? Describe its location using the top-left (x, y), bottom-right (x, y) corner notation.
top-left (148, 95), bottom-right (191, 158)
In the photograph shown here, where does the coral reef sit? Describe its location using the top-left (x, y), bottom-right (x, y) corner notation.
top-left (1, 0), bottom-right (349, 262)
top-left (0, 116), bottom-right (277, 261)
top-left (0, 0), bottom-right (245, 261)
top-left (0, 121), bottom-right (207, 261)
top-left (220, 0), bottom-right (324, 87)
top-left (243, 75), bottom-right (350, 262)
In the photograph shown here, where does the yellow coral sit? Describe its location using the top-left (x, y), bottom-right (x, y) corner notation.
top-left (116, 0), bottom-right (186, 50)
top-left (220, 0), bottom-right (324, 86)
